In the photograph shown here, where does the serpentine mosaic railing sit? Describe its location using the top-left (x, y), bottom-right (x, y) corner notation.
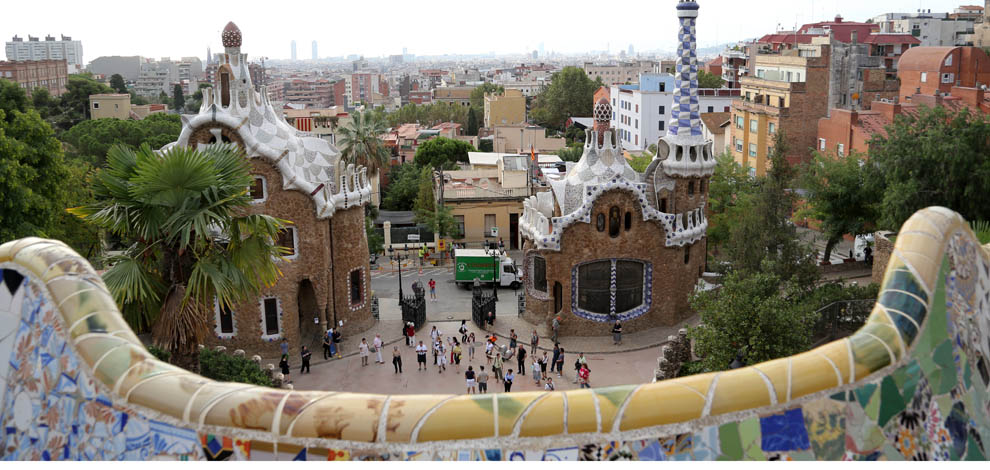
top-left (1, 206), bottom-right (988, 460)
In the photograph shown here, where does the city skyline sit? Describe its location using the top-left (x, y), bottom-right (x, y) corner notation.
top-left (1, 0), bottom-right (975, 63)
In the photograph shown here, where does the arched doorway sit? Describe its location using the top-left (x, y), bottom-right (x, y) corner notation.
top-left (297, 279), bottom-right (320, 349)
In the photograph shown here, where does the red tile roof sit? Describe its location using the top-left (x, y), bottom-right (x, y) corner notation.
top-left (757, 33), bottom-right (818, 45)
top-left (862, 34), bottom-right (921, 45)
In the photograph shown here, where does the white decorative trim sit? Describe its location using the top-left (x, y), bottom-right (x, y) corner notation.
top-left (213, 296), bottom-right (237, 339)
top-left (526, 252), bottom-right (549, 300)
top-left (347, 267), bottom-right (367, 311)
top-left (259, 296), bottom-right (283, 342)
top-left (278, 226), bottom-right (299, 261)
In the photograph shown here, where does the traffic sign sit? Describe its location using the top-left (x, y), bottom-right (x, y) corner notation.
top-left (408, 234), bottom-right (421, 242)
top-left (438, 239), bottom-right (446, 251)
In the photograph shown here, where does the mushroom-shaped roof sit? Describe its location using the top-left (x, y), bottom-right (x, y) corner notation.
top-left (221, 21), bottom-right (242, 48)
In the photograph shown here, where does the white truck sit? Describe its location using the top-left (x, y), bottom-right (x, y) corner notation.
top-left (453, 248), bottom-right (521, 289)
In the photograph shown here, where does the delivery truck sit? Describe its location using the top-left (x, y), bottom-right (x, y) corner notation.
top-left (453, 248), bottom-right (520, 289)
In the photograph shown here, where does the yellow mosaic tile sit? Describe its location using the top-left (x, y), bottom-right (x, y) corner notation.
top-left (788, 350), bottom-right (842, 400)
top-left (92, 343), bottom-right (149, 387)
top-left (185, 382), bottom-right (264, 423)
top-left (118, 364), bottom-right (189, 400)
top-left (127, 373), bottom-right (211, 419)
top-left (519, 393), bottom-right (564, 437)
top-left (0, 239), bottom-right (17, 262)
top-left (277, 391), bottom-right (342, 434)
top-left (752, 357), bottom-right (790, 404)
top-left (383, 394), bottom-right (450, 442)
top-left (12, 240), bottom-right (68, 277)
top-left (709, 368), bottom-right (773, 416)
top-left (895, 231), bottom-right (943, 268)
top-left (202, 389), bottom-right (289, 430)
top-left (497, 392), bottom-right (544, 436)
top-left (564, 389), bottom-right (598, 433)
top-left (594, 384), bottom-right (640, 432)
top-left (849, 324), bottom-right (901, 374)
top-left (74, 334), bottom-right (131, 371)
top-left (416, 395), bottom-right (494, 441)
top-left (815, 340), bottom-right (853, 386)
top-left (40, 256), bottom-right (99, 283)
top-left (5, 237), bottom-right (50, 260)
top-left (619, 380), bottom-right (705, 431)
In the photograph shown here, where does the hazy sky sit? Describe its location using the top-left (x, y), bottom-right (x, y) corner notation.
top-left (0, 0), bottom-right (976, 62)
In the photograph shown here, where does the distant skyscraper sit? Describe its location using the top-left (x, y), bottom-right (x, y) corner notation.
top-left (311, 40), bottom-right (317, 60)
top-left (206, 46), bottom-right (212, 64)
top-left (538, 42), bottom-right (545, 58)
top-left (291, 40), bottom-right (297, 61)
top-left (628, 44), bottom-right (635, 56)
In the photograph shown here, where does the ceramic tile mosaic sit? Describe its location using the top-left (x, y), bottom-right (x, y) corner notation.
top-left (2, 212), bottom-right (990, 459)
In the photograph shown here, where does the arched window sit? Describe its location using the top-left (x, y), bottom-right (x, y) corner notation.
top-left (596, 213), bottom-right (606, 232)
top-left (608, 206), bottom-right (621, 237)
top-left (688, 181), bottom-right (695, 196)
top-left (220, 70), bottom-right (231, 108)
top-left (624, 211), bottom-right (632, 231)
top-left (684, 245), bottom-right (690, 264)
top-left (574, 259), bottom-right (650, 317)
top-left (660, 198), bottom-right (667, 213)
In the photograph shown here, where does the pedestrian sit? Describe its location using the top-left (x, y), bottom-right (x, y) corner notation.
top-left (574, 353), bottom-right (587, 383)
top-left (485, 339), bottom-right (494, 365)
top-left (392, 346), bottom-right (403, 373)
top-left (578, 364), bottom-right (591, 389)
top-left (416, 341), bottom-right (428, 371)
top-left (453, 340), bottom-right (462, 372)
top-left (458, 320), bottom-right (468, 344)
top-left (406, 322), bottom-right (416, 347)
top-left (504, 369), bottom-right (514, 393)
top-left (359, 338), bottom-right (370, 366)
top-left (430, 326), bottom-right (439, 343)
top-left (551, 344), bottom-right (560, 378)
top-left (530, 329), bottom-right (539, 355)
top-left (540, 351), bottom-right (549, 380)
top-left (279, 354), bottom-right (291, 384)
top-left (532, 359), bottom-right (541, 385)
top-left (545, 376), bottom-right (555, 391)
top-left (517, 344), bottom-right (527, 376)
top-left (374, 334), bottom-right (384, 364)
top-left (322, 330), bottom-right (332, 360)
top-left (477, 366), bottom-right (489, 393)
top-left (467, 332), bottom-right (476, 361)
top-left (437, 344), bottom-right (447, 373)
top-left (280, 338), bottom-right (289, 357)
top-left (498, 238), bottom-right (504, 250)
top-left (465, 366), bottom-right (477, 394)
top-left (551, 316), bottom-right (560, 344)
top-left (300, 346), bottom-right (311, 374)
top-left (492, 351), bottom-right (504, 383)
top-left (556, 347), bottom-right (565, 377)
top-left (432, 337), bottom-right (440, 365)
top-left (429, 278), bottom-right (437, 301)
top-left (611, 321), bottom-right (623, 345)
top-left (509, 329), bottom-right (517, 350)
top-left (332, 328), bottom-right (342, 358)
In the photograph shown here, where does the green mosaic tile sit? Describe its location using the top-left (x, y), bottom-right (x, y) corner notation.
top-left (898, 361), bottom-right (922, 404)
top-left (865, 387), bottom-right (881, 422)
top-left (886, 269), bottom-right (928, 303)
top-left (855, 384), bottom-right (878, 408)
top-left (877, 376), bottom-right (905, 427)
top-left (739, 418), bottom-right (764, 461)
top-left (933, 340), bottom-right (958, 394)
top-left (789, 450), bottom-right (816, 461)
top-left (965, 435), bottom-right (986, 460)
top-left (717, 422), bottom-right (743, 460)
top-left (964, 360), bottom-right (972, 390)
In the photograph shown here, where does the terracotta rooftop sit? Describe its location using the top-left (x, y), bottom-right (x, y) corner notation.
top-left (897, 47), bottom-right (955, 72)
top-left (700, 112), bottom-right (731, 134)
top-left (862, 34), bottom-right (921, 45)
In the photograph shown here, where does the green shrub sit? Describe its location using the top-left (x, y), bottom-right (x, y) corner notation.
top-left (677, 361), bottom-right (707, 378)
top-left (198, 348), bottom-right (274, 387)
top-left (147, 345), bottom-right (171, 362)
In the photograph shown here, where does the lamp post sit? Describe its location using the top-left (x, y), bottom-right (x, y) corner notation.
top-left (387, 244), bottom-right (409, 305)
top-left (484, 243), bottom-right (500, 301)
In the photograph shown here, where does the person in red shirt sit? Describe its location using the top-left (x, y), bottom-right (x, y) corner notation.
top-left (428, 278), bottom-right (437, 301)
top-left (578, 363), bottom-right (591, 389)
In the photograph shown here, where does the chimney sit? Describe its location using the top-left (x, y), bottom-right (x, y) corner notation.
top-left (873, 100), bottom-right (902, 121)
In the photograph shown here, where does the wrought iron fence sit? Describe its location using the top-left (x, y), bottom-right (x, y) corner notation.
top-left (400, 288), bottom-right (426, 329)
top-left (812, 299), bottom-right (875, 345)
top-left (472, 286), bottom-right (497, 329)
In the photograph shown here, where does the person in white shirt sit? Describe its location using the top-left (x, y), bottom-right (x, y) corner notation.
top-left (416, 341), bottom-right (428, 371)
top-left (436, 344), bottom-right (447, 373)
top-left (373, 334), bottom-right (384, 364)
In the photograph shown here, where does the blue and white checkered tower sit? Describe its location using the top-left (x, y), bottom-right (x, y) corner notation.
top-left (657, 0), bottom-right (716, 178)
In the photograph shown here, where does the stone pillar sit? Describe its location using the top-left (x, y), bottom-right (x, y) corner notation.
top-left (383, 221), bottom-right (392, 250)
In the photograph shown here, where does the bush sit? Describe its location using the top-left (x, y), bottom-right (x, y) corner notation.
top-left (147, 344), bottom-right (171, 362)
top-left (677, 361), bottom-right (707, 378)
top-left (198, 348), bottom-right (274, 387)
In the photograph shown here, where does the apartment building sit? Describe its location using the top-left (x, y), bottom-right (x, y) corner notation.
top-left (6, 35), bottom-right (83, 73)
top-left (872, 10), bottom-right (981, 47)
top-left (89, 94), bottom-right (131, 119)
top-left (284, 79), bottom-right (334, 108)
top-left (87, 56), bottom-right (142, 81)
top-left (730, 49), bottom-right (831, 175)
top-left (432, 86), bottom-right (474, 107)
top-left (610, 74), bottom-right (738, 151)
top-left (489, 125), bottom-right (566, 154)
top-left (484, 89), bottom-right (526, 128)
top-left (582, 60), bottom-right (657, 85)
top-left (343, 72), bottom-right (385, 107)
top-left (897, 46), bottom-right (990, 98)
top-left (0, 59), bottom-right (67, 96)
top-left (440, 154), bottom-right (532, 249)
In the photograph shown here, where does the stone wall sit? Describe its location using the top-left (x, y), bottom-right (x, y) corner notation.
top-left (872, 230), bottom-right (895, 284)
top-left (525, 189), bottom-right (705, 336)
top-left (329, 205), bottom-right (375, 336)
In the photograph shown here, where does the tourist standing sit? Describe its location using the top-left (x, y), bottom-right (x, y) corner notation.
top-left (574, 353), bottom-right (587, 383)
top-left (612, 321), bottom-right (623, 345)
top-left (416, 341), bottom-right (428, 371)
top-left (280, 338), bottom-right (289, 357)
top-left (504, 369), bottom-right (514, 393)
top-left (458, 320), bottom-right (468, 344)
top-left (279, 354), bottom-right (291, 385)
top-left (406, 322), bottom-right (416, 347)
top-left (429, 278), bottom-right (437, 301)
top-left (540, 352), bottom-right (549, 380)
top-left (485, 339), bottom-right (494, 365)
top-left (467, 332), bottom-right (476, 361)
top-left (392, 346), bottom-right (403, 374)
top-left (437, 343), bottom-right (447, 373)
top-left (517, 345), bottom-right (527, 376)
top-left (477, 366), bottom-right (489, 393)
top-left (465, 366), bottom-right (477, 394)
top-left (530, 330), bottom-right (539, 355)
top-left (509, 329), bottom-right (518, 350)
top-left (322, 330), bottom-right (332, 360)
top-left (532, 359), bottom-right (541, 385)
top-left (359, 338), bottom-right (370, 366)
top-left (544, 376), bottom-right (555, 391)
top-left (492, 351), bottom-right (504, 383)
top-left (551, 316), bottom-right (560, 344)
top-left (332, 328), bottom-right (342, 358)
top-left (453, 340), bottom-right (462, 373)
top-left (300, 346), bottom-right (311, 374)
top-left (551, 344), bottom-right (560, 378)
top-left (374, 334), bottom-right (384, 364)
top-left (430, 326), bottom-right (439, 343)
top-left (578, 364), bottom-right (591, 389)
top-left (555, 347), bottom-right (565, 378)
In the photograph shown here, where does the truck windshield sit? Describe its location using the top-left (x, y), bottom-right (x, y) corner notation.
top-left (503, 265), bottom-right (515, 274)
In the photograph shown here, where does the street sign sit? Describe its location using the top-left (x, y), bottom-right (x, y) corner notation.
top-left (408, 234), bottom-right (421, 242)
top-left (490, 227), bottom-right (499, 238)
top-left (438, 239), bottom-right (446, 251)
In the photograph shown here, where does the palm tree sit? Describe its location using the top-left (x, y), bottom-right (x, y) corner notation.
top-left (70, 143), bottom-right (288, 371)
top-left (336, 110), bottom-right (391, 176)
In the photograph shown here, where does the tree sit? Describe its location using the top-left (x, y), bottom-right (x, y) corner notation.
top-left (697, 70), bottom-right (725, 89)
top-left (797, 151), bottom-right (880, 261)
top-left (689, 269), bottom-right (818, 372)
top-left (49, 74), bottom-right (114, 132)
top-left (723, 132), bottom-right (819, 288)
top-left (109, 74), bottom-right (127, 94)
top-left (466, 107), bottom-right (479, 136)
top-left (530, 67), bottom-right (602, 130)
top-left (380, 164), bottom-right (420, 211)
top-left (61, 113), bottom-right (182, 166)
top-left (470, 83), bottom-right (504, 116)
top-left (172, 84), bottom-right (185, 113)
top-left (866, 105), bottom-right (990, 230)
top-left (130, 92), bottom-right (149, 106)
top-left (555, 143), bottom-right (584, 162)
top-left (30, 87), bottom-right (54, 119)
top-left (413, 136), bottom-right (476, 169)
top-left (0, 87), bottom-right (71, 244)
top-left (69, 144), bottom-right (288, 371)
top-left (707, 151), bottom-right (756, 255)
top-left (412, 167), bottom-right (462, 239)
top-left (336, 110), bottom-right (391, 177)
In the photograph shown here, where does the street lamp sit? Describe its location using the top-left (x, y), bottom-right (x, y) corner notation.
top-left (484, 242), bottom-right (500, 301)
top-left (387, 244), bottom-right (409, 305)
